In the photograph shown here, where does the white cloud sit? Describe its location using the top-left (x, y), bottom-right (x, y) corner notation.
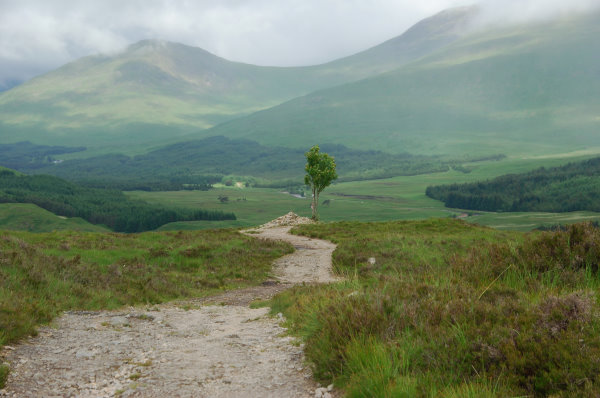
top-left (476, 0), bottom-right (600, 26)
top-left (0, 0), bottom-right (598, 86)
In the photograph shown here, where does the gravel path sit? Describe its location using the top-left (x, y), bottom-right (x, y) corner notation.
top-left (0, 222), bottom-right (337, 398)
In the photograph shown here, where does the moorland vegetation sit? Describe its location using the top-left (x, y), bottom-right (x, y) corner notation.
top-left (0, 228), bottom-right (292, 363)
top-left (270, 219), bottom-right (600, 397)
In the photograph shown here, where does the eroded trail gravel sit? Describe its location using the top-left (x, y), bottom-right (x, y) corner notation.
top-left (0, 218), bottom-right (337, 398)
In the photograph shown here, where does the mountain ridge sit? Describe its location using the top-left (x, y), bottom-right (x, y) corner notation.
top-left (0, 7), bottom-right (477, 152)
top-left (204, 9), bottom-right (600, 157)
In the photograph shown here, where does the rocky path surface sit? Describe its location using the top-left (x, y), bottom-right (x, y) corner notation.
top-left (0, 214), bottom-right (338, 398)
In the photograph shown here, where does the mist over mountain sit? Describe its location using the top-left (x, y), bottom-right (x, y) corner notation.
top-left (206, 9), bottom-right (600, 157)
top-left (0, 79), bottom-right (21, 92)
top-left (1, 6), bottom-right (599, 159)
top-left (0, 7), bottom-right (476, 152)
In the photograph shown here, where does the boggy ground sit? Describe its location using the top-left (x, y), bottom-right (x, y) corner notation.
top-left (0, 219), bottom-right (337, 397)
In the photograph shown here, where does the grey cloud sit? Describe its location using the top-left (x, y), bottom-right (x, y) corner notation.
top-left (476, 0), bottom-right (600, 25)
top-left (0, 0), bottom-right (467, 85)
top-left (0, 0), bottom-right (598, 87)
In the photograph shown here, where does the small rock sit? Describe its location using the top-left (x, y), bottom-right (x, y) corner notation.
top-left (75, 349), bottom-right (95, 359)
top-left (110, 316), bottom-right (129, 327)
top-left (327, 383), bottom-right (334, 391)
top-left (368, 257), bottom-right (376, 265)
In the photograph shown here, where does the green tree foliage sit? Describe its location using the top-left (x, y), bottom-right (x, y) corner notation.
top-left (304, 145), bottom-right (338, 220)
top-left (0, 139), bottom-right (484, 188)
top-left (0, 171), bottom-right (235, 232)
top-left (426, 157), bottom-right (600, 212)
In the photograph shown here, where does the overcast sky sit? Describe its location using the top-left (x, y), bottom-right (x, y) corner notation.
top-left (0, 0), bottom-right (598, 87)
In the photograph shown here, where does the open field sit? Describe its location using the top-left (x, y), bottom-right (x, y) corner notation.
top-left (128, 154), bottom-right (600, 231)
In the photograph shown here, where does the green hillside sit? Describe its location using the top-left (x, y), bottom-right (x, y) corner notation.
top-left (0, 203), bottom-right (108, 232)
top-left (0, 8), bottom-right (474, 153)
top-left (207, 11), bottom-right (600, 157)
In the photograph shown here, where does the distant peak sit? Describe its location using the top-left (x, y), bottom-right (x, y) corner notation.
top-left (127, 39), bottom-right (170, 52)
top-left (400, 5), bottom-right (479, 40)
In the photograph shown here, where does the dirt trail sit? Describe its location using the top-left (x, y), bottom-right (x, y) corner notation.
top-left (0, 217), bottom-right (337, 398)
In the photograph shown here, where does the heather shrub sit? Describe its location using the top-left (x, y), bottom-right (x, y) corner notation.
top-left (276, 220), bottom-right (600, 396)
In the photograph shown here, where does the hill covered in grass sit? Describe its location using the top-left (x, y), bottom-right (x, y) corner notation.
top-left (0, 169), bottom-right (234, 232)
top-left (426, 156), bottom-right (600, 212)
top-left (208, 10), bottom-right (600, 157)
top-left (0, 7), bottom-right (475, 153)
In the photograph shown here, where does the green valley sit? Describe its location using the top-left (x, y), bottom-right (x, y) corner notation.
top-left (2, 4), bottom-right (600, 396)
top-left (127, 154), bottom-right (600, 232)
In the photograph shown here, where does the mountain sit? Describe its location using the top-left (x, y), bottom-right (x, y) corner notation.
top-left (206, 10), bottom-right (600, 157)
top-left (0, 7), bottom-right (475, 153)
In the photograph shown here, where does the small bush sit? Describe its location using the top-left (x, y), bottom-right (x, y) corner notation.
top-left (0, 364), bottom-right (9, 389)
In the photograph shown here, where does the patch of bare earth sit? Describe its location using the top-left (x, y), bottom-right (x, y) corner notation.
top-left (0, 213), bottom-right (338, 398)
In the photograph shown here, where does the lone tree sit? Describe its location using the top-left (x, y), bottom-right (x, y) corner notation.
top-left (304, 145), bottom-right (338, 220)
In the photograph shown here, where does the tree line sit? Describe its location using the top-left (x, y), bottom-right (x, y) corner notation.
top-left (0, 170), bottom-right (235, 232)
top-left (0, 138), bottom-right (504, 188)
top-left (426, 157), bottom-right (600, 212)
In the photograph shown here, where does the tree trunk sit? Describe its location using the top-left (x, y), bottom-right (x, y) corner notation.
top-left (311, 189), bottom-right (318, 220)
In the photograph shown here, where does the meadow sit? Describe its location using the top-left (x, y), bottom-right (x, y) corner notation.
top-left (128, 154), bottom-right (600, 232)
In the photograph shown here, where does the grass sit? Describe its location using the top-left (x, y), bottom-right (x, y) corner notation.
top-left (0, 364), bottom-right (8, 389)
top-left (0, 203), bottom-right (109, 233)
top-left (269, 219), bottom-right (600, 397)
top-left (0, 228), bottom-right (292, 347)
top-left (127, 154), bottom-right (600, 232)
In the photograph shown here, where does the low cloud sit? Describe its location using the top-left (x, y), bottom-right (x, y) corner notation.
top-left (0, 0), bottom-right (598, 86)
top-left (476, 0), bottom-right (600, 25)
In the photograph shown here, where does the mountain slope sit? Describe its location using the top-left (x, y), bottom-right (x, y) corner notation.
top-left (206, 10), bottom-right (600, 157)
top-left (0, 7), bottom-right (475, 152)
